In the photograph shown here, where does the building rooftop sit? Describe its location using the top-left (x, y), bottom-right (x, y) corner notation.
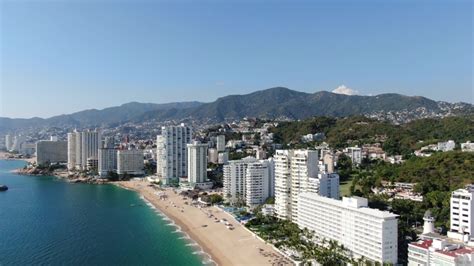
top-left (411, 239), bottom-right (474, 258)
top-left (299, 192), bottom-right (399, 219)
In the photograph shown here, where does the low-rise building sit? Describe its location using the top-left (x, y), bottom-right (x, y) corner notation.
top-left (408, 239), bottom-right (474, 266)
top-left (461, 141), bottom-right (474, 152)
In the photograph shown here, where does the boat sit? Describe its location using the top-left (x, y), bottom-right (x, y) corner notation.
top-left (0, 185), bottom-right (8, 191)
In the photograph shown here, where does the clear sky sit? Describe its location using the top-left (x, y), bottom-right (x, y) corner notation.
top-left (0, 0), bottom-right (472, 118)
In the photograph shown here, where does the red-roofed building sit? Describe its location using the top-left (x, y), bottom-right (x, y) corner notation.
top-left (408, 239), bottom-right (474, 266)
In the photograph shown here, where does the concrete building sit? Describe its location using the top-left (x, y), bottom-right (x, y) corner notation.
top-left (98, 148), bottom-right (117, 177)
top-left (156, 124), bottom-right (192, 184)
top-left (80, 131), bottom-right (100, 170)
top-left (223, 157), bottom-right (256, 203)
top-left (461, 141), bottom-right (474, 152)
top-left (5, 134), bottom-right (12, 151)
top-left (208, 148), bottom-right (218, 164)
top-left (297, 193), bottom-right (398, 264)
top-left (274, 150), bottom-right (293, 220)
top-left (216, 135), bottom-right (226, 152)
top-left (408, 239), bottom-right (474, 266)
top-left (344, 146), bottom-right (362, 165)
top-left (67, 132), bottom-right (77, 170)
top-left (245, 159), bottom-right (274, 207)
top-left (438, 140), bottom-right (456, 152)
top-left (68, 130), bottom-right (100, 171)
top-left (218, 151), bottom-right (229, 164)
top-left (117, 149), bottom-right (144, 176)
top-left (223, 156), bottom-right (274, 207)
top-left (448, 185), bottom-right (474, 241)
top-left (187, 141), bottom-right (208, 184)
top-left (36, 140), bottom-right (68, 165)
top-left (307, 172), bottom-right (340, 199)
top-left (323, 153), bottom-right (335, 173)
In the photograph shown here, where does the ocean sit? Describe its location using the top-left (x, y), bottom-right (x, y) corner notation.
top-left (0, 160), bottom-right (206, 266)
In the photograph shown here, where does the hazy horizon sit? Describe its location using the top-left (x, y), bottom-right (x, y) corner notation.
top-left (1, 0), bottom-right (472, 118)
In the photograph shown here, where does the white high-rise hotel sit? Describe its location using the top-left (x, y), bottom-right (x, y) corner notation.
top-left (275, 149), bottom-right (336, 222)
top-left (297, 193), bottom-right (398, 264)
top-left (67, 130), bottom-right (100, 171)
top-left (187, 141), bottom-right (208, 184)
top-left (117, 149), bottom-right (144, 176)
top-left (156, 124), bottom-right (192, 184)
top-left (223, 157), bottom-right (274, 207)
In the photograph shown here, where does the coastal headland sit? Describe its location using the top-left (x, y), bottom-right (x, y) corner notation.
top-left (116, 180), bottom-right (293, 266)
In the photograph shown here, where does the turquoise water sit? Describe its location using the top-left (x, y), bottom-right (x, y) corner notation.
top-left (0, 160), bottom-right (205, 266)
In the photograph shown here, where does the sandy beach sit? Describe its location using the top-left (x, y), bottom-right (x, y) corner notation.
top-left (117, 180), bottom-right (292, 266)
top-left (0, 151), bottom-right (36, 164)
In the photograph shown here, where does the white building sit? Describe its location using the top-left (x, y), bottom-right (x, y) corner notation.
top-left (408, 239), bottom-right (474, 266)
top-left (208, 148), bottom-right (218, 164)
top-left (156, 124), bottom-right (192, 184)
top-left (67, 132), bottom-right (77, 170)
top-left (117, 149), bottom-right (144, 176)
top-left (223, 157), bottom-right (256, 203)
top-left (461, 141), bottom-right (474, 152)
top-left (36, 140), bottom-right (68, 165)
top-left (216, 135), bottom-right (226, 152)
top-left (98, 148), bottom-right (117, 177)
top-left (344, 146), bottom-right (362, 165)
top-left (274, 150), bottom-right (293, 220)
top-left (438, 140), bottom-right (456, 152)
top-left (5, 134), bottom-right (12, 151)
top-left (290, 150), bottom-right (319, 222)
top-left (68, 130), bottom-right (100, 171)
top-left (187, 141), bottom-right (208, 184)
top-left (218, 151), bottom-right (229, 164)
top-left (245, 159), bottom-right (274, 207)
top-left (297, 193), bottom-right (398, 264)
top-left (223, 157), bottom-right (274, 206)
top-left (307, 172), bottom-right (340, 199)
top-left (448, 185), bottom-right (474, 241)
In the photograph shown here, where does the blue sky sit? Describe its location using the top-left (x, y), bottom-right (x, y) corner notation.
top-left (0, 0), bottom-right (472, 118)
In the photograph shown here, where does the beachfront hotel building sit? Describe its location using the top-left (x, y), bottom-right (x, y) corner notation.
top-left (245, 159), bottom-right (274, 207)
top-left (36, 139), bottom-right (67, 165)
top-left (67, 132), bottom-right (76, 170)
top-left (274, 149), bottom-right (320, 222)
top-left (448, 185), bottom-right (474, 241)
top-left (5, 134), bottom-right (12, 151)
top-left (187, 141), bottom-right (208, 184)
top-left (156, 124), bottom-right (192, 184)
top-left (67, 130), bottom-right (101, 171)
top-left (297, 192), bottom-right (398, 264)
top-left (223, 157), bottom-right (274, 207)
top-left (117, 149), bottom-right (144, 176)
top-left (98, 148), bottom-right (117, 177)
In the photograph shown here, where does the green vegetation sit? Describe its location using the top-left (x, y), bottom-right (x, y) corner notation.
top-left (246, 214), bottom-right (352, 265)
top-left (270, 115), bottom-right (474, 155)
top-left (209, 194), bottom-right (223, 204)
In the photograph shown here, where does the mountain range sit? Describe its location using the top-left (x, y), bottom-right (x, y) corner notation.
top-left (1, 87), bottom-right (472, 132)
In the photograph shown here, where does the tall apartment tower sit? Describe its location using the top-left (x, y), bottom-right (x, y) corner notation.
top-left (5, 135), bottom-right (12, 151)
top-left (67, 132), bottom-right (77, 170)
top-left (81, 131), bottom-right (100, 170)
top-left (117, 149), bottom-right (144, 176)
top-left (290, 150), bottom-right (319, 222)
top-left (307, 172), bottom-right (340, 199)
top-left (187, 141), bottom-right (208, 184)
top-left (245, 159), bottom-right (275, 207)
top-left (448, 185), bottom-right (474, 241)
top-left (223, 157), bottom-right (256, 203)
top-left (274, 150), bottom-right (293, 220)
top-left (156, 124), bottom-right (192, 184)
top-left (274, 149), bottom-right (320, 222)
top-left (216, 135), bottom-right (226, 152)
top-left (67, 130), bottom-right (100, 171)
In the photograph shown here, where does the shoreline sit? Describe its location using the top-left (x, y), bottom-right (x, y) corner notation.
top-left (0, 151), bottom-right (36, 164)
top-left (116, 181), bottom-right (292, 266)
